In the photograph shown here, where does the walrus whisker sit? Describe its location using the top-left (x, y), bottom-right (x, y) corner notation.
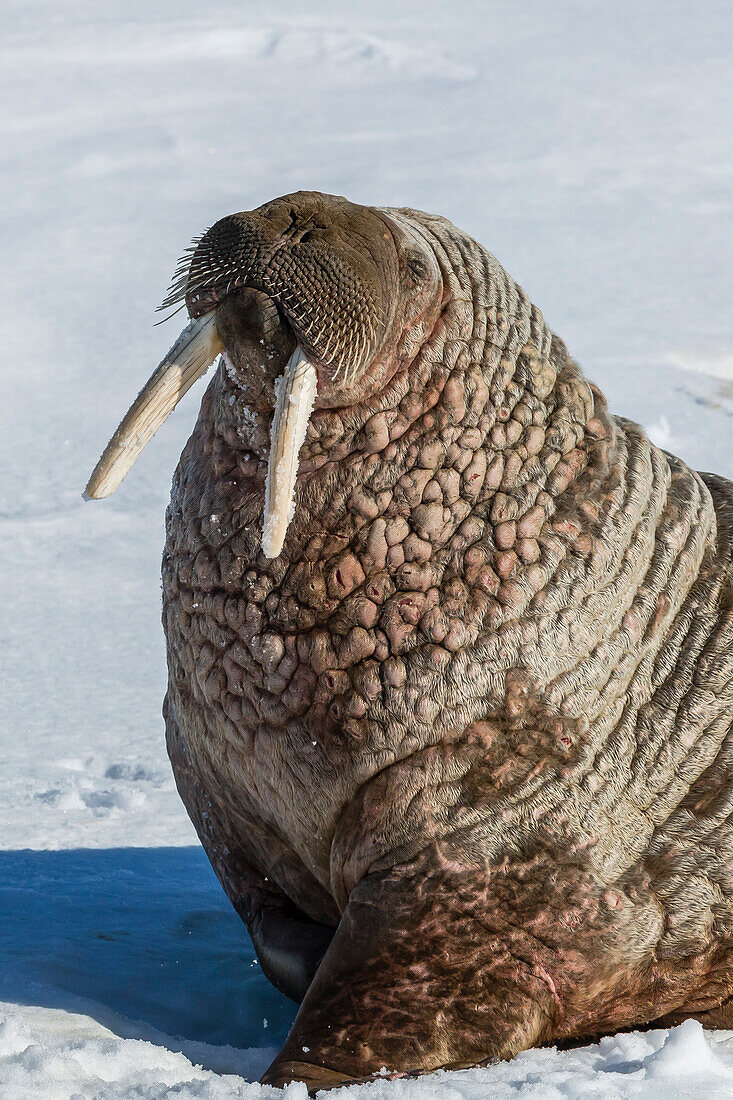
top-left (156, 232), bottom-right (210, 312)
top-left (84, 312), bottom-right (223, 499)
top-left (153, 302), bottom-right (189, 327)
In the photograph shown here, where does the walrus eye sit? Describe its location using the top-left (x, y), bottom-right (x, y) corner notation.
top-left (262, 344), bottom-right (318, 558)
top-left (84, 313), bottom-right (223, 500)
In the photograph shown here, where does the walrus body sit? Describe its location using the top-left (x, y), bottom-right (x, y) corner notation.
top-left (141, 193), bottom-right (733, 1089)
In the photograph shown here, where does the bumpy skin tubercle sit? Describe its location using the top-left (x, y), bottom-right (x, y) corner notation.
top-left (158, 191), bottom-right (733, 1091)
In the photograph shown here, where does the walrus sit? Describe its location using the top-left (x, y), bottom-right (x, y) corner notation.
top-left (86, 191), bottom-right (733, 1091)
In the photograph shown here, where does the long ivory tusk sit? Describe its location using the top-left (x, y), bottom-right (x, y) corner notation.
top-left (261, 345), bottom-right (318, 558)
top-left (85, 313), bottom-right (223, 499)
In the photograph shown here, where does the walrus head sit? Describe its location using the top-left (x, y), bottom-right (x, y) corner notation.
top-left (85, 191), bottom-right (442, 556)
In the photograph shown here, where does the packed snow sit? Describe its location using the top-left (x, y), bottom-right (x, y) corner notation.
top-left (3, 1006), bottom-right (733, 1100)
top-left (2, 0), bottom-right (733, 1096)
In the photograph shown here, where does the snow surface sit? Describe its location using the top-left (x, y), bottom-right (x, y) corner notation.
top-left (2, 0), bottom-right (733, 1095)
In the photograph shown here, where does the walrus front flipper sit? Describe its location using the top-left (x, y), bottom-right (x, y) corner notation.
top-left (249, 905), bottom-right (334, 1003)
top-left (261, 856), bottom-right (552, 1090)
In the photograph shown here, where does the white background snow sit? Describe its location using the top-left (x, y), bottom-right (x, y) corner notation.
top-left (2, 0), bottom-right (733, 1096)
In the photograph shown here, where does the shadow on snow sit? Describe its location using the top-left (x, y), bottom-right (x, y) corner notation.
top-left (0, 846), bottom-right (296, 1074)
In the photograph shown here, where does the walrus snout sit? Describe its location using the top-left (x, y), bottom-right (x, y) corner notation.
top-left (85, 191), bottom-right (445, 555)
top-left (179, 191), bottom-right (401, 398)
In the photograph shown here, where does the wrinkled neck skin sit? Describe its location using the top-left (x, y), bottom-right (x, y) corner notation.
top-left (165, 209), bottom-right (725, 913)
top-left (201, 207), bottom-right (608, 580)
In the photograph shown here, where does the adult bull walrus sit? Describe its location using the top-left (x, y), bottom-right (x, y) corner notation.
top-left (86, 191), bottom-right (733, 1091)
